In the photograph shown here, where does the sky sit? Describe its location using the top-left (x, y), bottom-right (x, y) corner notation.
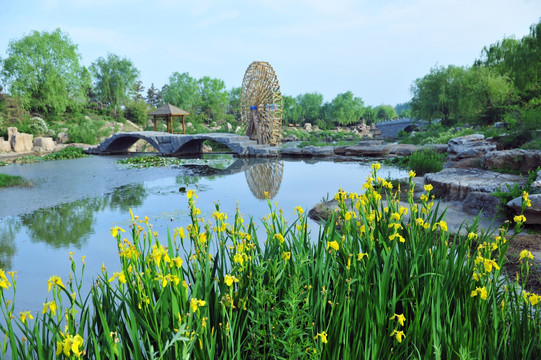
top-left (0, 0), bottom-right (540, 107)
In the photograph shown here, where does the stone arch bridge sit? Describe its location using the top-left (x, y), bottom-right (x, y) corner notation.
top-left (375, 118), bottom-right (429, 138)
top-left (86, 132), bottom-right (279, 157)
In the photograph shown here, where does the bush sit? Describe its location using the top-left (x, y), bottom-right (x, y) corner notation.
top-left (408, 149), bottom-right (446, 175)
top-left (124, 100), bottom-right (148, 126)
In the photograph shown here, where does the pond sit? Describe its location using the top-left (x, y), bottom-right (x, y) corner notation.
top-left (0, 154), bottom-right (408, 312)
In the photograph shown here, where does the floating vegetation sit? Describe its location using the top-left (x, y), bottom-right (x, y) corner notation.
top-left (117, 155), bottom-right (236, 170)
top-left (13, 147), bottom-right (87, 164)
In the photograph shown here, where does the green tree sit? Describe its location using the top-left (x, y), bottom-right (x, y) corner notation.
top-left (146, 83), bottom-right (162, 108)
top-left (133, 80), bottom-right (145, 101)
top-left (296, 92), bottom-right (323, 123)
top-left (281, 95), bottom-right (297, 125)
top-left (0, 28), bottom-right (89, 115)
top-left (410, 65), bottom-right (464, 125)
top-left (227, 87), bottom-right (241, 118)
top-left (90, 53), bottom-right (140, 112)
top-left (198, 76), bottom-right (229, 123)
top-left (375, 105), bottom-right (398, 121)
top-left (162, 72), bottom-right (199, 113)
top-left (330, 91), bottom-right (364, 125)
top-left (363, 106), bottom-right (376, 125)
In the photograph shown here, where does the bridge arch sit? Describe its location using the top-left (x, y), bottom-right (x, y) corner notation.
top-left (99, 134), bottom-right (162, 154)
top-left (172, 137), bottom-right (238, 156)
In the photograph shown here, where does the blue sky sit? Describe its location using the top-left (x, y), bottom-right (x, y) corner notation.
top-left (0, 0), bottom-right (540, 106)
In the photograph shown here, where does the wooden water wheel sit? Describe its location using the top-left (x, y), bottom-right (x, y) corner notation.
top-left (245, 161), bottom-right (284, 199)
top-left (240, 61), bottom-right (283, 145)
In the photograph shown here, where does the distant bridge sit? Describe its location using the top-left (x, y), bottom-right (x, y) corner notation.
top-left (375, 118), bottom-right (429, 138)
top-left (86, 132), bottom-right (279, 157)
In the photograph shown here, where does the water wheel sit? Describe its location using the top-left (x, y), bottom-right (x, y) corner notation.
top-left (240, 61), bottom-right (283, 145)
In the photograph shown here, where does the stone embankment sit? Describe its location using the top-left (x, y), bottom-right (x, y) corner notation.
top-left (0, 126), bottom-right (89, 161)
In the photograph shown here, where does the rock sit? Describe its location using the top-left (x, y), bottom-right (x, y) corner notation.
top-left (388, 144), bottom-right (418, 156)
top-left (444, 158), bottom-right (481, 169)
top-left (33, 137), bottom-right (56, 152)
top-left (280, 147), bottom-right (304, 156)
top-left (0, 139), bottom-right (11, 152)
top-left (341, 145), bottom-right (391, 157)
top-left (7, 127), bottom-right (18, 143)
top-left (186, 122), bottom-right (193, 128)
top-left (462, 191), bottom-right (501, 218)
top-left (56, 132), bottom-right (69, 144)
top-left (493, 122), bottom-right (508, 129)
top-left (226, 123), bottom-right (232, 132)
top-left (481, 149), bottom-right (541, 172)
top-left (358, 140), bottom-right (384, 146)
top-left (202, 144), bottom-right (212, 153)
top-left (279, 146), bottom-right (334, 157)
top-left (304, 123), bottom-right (312, 132)
top-left (507, 194), bottom-right (541, 224)
top-left (447, 134), bottom-right (496, 160)
top-left (424, 168), bottom-right (526, 202)
top-left (283, 134), bottom-right (299, 142)
top-left (333, 146), bottom-right (348, 155)
top-left (235, 126), bottom-right (242, 133)
top-left (10, 133), bottom-right (33, 152)
top-left (421, 144), bottom-right (448, 154)
top-left (312, 125), bottom-right (320, 132)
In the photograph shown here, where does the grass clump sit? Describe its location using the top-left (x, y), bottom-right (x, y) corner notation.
top-left (0, 165), bottom-right (539, 358)
top-left (407, 149), bottom-right (446, 175)
top-left (0, 173), bottom-right (29, 188)
top-left (14, 147), bottom-right (87, 164)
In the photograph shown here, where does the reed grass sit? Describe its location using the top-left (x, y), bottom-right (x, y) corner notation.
top-left (0, 164), bottom-right (539, 359)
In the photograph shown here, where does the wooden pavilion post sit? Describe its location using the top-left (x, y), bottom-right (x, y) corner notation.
top-left (182, 115), bottom-right (186, 134)
top-left (153, 116), bottom-right (157, 131)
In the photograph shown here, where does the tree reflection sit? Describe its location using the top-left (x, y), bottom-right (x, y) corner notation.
top-left (0, 218), bottom-right (21, 269)
top-left (19, 183), bottom-right (148, 248)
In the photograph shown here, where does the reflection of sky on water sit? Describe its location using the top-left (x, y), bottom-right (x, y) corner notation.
top-left (0, 157), bottom-right (408, 312)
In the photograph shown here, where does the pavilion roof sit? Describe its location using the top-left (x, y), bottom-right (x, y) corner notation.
top-left (148, 103), bottom-right (189, 116)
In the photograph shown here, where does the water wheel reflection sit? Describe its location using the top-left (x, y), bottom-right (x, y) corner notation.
top-left (245, 161), bottom-right (284, 199)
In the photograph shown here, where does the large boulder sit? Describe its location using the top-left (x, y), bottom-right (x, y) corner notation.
top-left (10, 133), bottom-right (33, 152)
top-left (462, 191), bottom-right (501, 218)
top-left (388, 144), bottom-right (418, 156)
top-left (481, 149), bottom-right (541, 173)
top-left (33, 137), bottom-right (56, 152)
top-left (425, 168), bottom-right (526, 202)
top-left (445, 134), bottom-right (496, 168)
top-left (336, 144), bottom-right (391, 157)
top-left (56, 132), bottom-right (69, 144)
top-left (0, 139), bottom-right (11, 152)
top-left (7, 127), bottom-right (18, 143)
top-left (507, 194), bottom-right (541, 224)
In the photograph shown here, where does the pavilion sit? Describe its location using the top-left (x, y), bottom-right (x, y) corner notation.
top-left (148, 104), bottom-right (189, 134)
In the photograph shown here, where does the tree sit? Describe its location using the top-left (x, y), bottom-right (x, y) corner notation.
top-left (146, 83), bottom-right (162, 108)
top-left (329, 91), bottom-right (365, 125)
top-left (0, 28), bottom-right (90, 115)
top-left (90, 53), bottom-right (140, 111)
top-left (161, 72), bottom-right (199, 113)
top-left (375, 105), bottom-right (398, 121)
top-left (227, 87), bottom-right (241, 118)
top-left (133, 80), bottom-right (145, 101)
top-left (281, 95), bottom-right (297, 124)
top-left (296, 92), bottom-right (323, 123)
top-left (197, 76), bottom-right (229, 123)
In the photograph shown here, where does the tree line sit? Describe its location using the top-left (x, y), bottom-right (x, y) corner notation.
top-left (0, 28), bottom-right (401, 129)
top-left (410, 18), bottom-right (541, 143)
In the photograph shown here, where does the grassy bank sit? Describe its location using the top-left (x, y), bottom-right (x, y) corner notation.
top-left (0, 165), bottom-right (539, 359)
top-left (0, 174), bottom-right (29, 188)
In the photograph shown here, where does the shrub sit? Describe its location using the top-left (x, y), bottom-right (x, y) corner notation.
top-left (408, 149), bottom-right (446, 175)
top-left (124, 100), bottom-right (148, 126)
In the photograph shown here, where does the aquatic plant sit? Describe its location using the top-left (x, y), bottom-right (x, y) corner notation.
top-left (0, 164), bottom-right (539, 359)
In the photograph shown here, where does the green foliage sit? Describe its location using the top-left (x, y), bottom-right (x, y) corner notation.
top-left (0, 168), bottom-right (539, 358)
top-left (90, 53), bottom-right (140, 110)
top-left (124, 99), bottom-right (149, 126)
top-left (407, 149), bottom-right (446, 175)
top-left (162, 72), bottom-right (199, 114)
top-left (492, 167), bottom-right (539, 219)
top-left (329, 91), bottom-right (364, 125)
top-left (197, 76), bottom-right (229, 123)
top-left (375, 104), bottom-right (398, 121)
top-left (0, 28), bottom-right (90, 115)
top-left (65, 116), bottom-right (110, 145)
top-left (145, 83), bottom-right (162, 108)
top-left (0, 173), bottom-right (29, 187)
top-left (15, 116), bottom-right (50, 136)
top-left (296, 92), bottom-right (324, 123)
top-left (13, 146), bottom-right (87, 164)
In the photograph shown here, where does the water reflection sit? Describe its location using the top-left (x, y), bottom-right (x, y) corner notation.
top-left (0, 219), bottom-right (20, 269)
top-left (245, 161), bottom-right (284, 199)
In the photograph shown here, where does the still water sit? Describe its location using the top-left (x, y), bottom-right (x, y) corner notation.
top-left (0, 155), bottom-right (408, 312)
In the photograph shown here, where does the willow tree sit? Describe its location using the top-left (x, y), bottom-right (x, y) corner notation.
top-left (90, 53), bottom-right (140, 113)
top-left (0, 28), bottom-right (90, 114)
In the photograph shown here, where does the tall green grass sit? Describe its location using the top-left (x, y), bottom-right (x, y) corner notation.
top-left (0, 164), bottom-right (539, 359)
